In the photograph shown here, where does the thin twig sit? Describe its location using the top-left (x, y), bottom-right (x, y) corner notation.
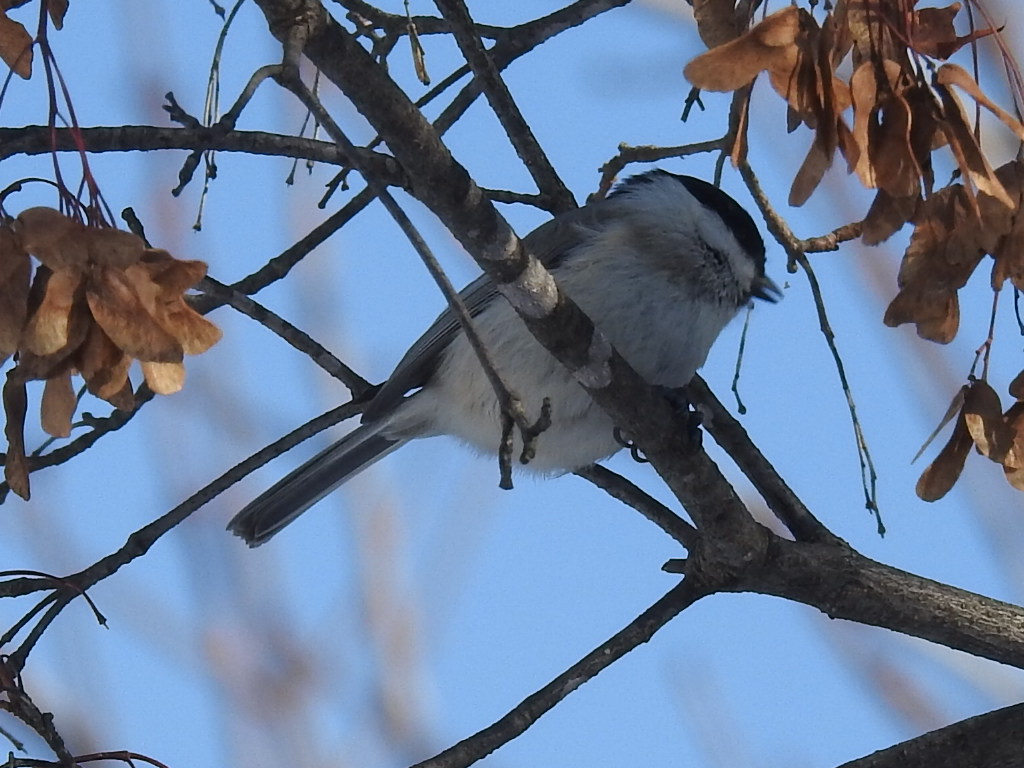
top-left (0, 403), bottom-right (362, 601)
top-left (409, 579), bottom-right (707, 768)
top-left (800, 221), bottom-right (864, 253)
top-left (197, 276), bottom-right (367, 391)
top-left (737, 160), bottom-right (882, 533)
top-left (435, 0), bottom-right (576, 213)
top-left (685, 376), bottom-right (838, 544)
top-left (574, 464), bottom-right (698, 547)
top-left (596, 139), bottom-right (727, 196)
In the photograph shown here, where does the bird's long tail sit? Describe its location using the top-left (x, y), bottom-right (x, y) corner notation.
top-left (227, 424), bottom-right (406, 547)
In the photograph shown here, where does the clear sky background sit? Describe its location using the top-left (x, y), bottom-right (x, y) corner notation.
top-left (2, 1), bottom-right (1024, 767)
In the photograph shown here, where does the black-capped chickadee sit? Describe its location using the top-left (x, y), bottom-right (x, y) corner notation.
top-left (229, 170), bottom-right (779, 545)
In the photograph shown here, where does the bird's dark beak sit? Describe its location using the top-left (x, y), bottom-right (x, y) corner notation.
top-left (751, 275), bottom-right (783, 303)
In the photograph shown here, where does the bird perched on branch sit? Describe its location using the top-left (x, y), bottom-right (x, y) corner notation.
top-left (229, 170), bottom-right (779, 546)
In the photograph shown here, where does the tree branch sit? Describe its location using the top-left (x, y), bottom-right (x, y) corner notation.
top-left (837, 701), bottom-right (1024, 768)
top-left (409, 579), bottom-right (708, 768)
top-left (0, 125), bottom-right (403, 180)
top-left (0, 403), bottom-right (362, 600)
top-left (434, 0), bottom-right (576, 212)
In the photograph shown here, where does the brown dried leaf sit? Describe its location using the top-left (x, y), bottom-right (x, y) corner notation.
top-left (15, 207), bottom-right (88, 270)
top-left (913, 384), bottom-right (967, 462)
top-left (913, 6), bottom-right (996, 59)
top-left (850, 61), bottom-right (881, 188)
top-left (962, 379), bottom-right (1012, 462)
top-left (1004, 464), bottom-right (1024, 491)
top-left (126, 258), bottom-right (221, 355)
top-left (1004, 397), bottom-right (1024, 489)
top-left (904, 83), bottom-right (942, 195)
top-left (1002, 401), bottom-right (1024, 470)
top-left (139, 249), bottom-right (207, 292)
top-left (142, 361), bottom-right (185, 395)
top-left (882, 184), bottom-right (988, 340)
top-left (104, 378), bottom-right (135, 411)
top-left (836, 118), bottom-right (861, 175)
top-left (937, 64), bottom-right (1024, 143)
top-left (789, 132), bottom-right (832, 207)
top-left (884, 286), bottom-right (959, 343)
top-left (784, 13), bottom-right (856, 206)
top-left (22, 267), bottom-right (84, 355)
top-left (730, 88), bottom-right (751, 166)
top-left (910, 3), bottom-right (959, 58)
top-left (990, 160), bottom-right (1024, 291)
top-left (1010, 369), bottom-right (1024, 400)
top-left (862, 189), bottom-right (919, 245)
top-left (85, 226), bottom-right (145, 268)
top-left (872, 91), bottom-right (919, 198)
top-left (827, 2), bottom-right (854, 67)
top-left (0, 12), bottom-right (31, 78)
top-left (911, 186), bottom-right (990, 279)
top-left (160, 302), bottom-right (221, 355)
top-left (917, 409), bottom-right (972, 501)
top-left (41, 369), bottom-right (76, 438)
top-left (47, 0), bottom-right (68, 29)
top-left (691, 0), bottom-right (743, 49)
top-left (849, 60), bottom-right (931, 194)
top-left (844, 0), bottom-right (904, 67)
top-left (77, 322), bottom-right (131, 402)
top-left (935, 83), bottom-right (1014, 211)
top-left (0, 226), bottom-right (30, 361)
top-left (85, 266), bottom-right (183, 363)
top-left (684, 5), bottom-right (802, 92)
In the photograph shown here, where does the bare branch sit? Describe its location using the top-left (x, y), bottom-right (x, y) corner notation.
top-left (410, 579), bottom-right (708, 768)
top-left (0, 125), bottom-right (405, 183)
top-left (574, 463), bottom-right (699, 547)
top-left (0, 402), bottom-right (362, 601)
top-left (685, 376), bottom-right (836, 544)
top-left (738, 160), bottom-right (882, 532)
top-left (837, 702), bottom-right (1024, 768)
top-left (434, 0), bottom-right (576, 212)
top-left (198, 276), bottom-right (367, 389)
top-left (748, 539), bottom-right (1024, 669)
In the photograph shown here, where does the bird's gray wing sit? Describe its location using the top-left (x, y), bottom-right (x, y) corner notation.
top-left (362, 202), bottom-right (617, 423)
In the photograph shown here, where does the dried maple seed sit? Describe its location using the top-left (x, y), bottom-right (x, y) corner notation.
top-left (962, 379), bottom-right (1012, 462)
top-left (917, 410), bottom-right (972, 501)
top-left (0, 226), bottom-right (30, 361)
top-left (0, 11), bottom-right (33, 79)
top-left (21, 268), bottom-right (84, 356)
top-left (141, 361), bottom-right (185, 395)
top-left (41, 370), bottom-right (76, 438)
top-left (1010, 370), bottom-right (1024, 401)
top-left (15, 207), bottom-right (88, 270)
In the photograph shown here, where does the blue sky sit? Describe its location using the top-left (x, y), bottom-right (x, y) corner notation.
top-left (2, 1), bottom-right (1024, 767)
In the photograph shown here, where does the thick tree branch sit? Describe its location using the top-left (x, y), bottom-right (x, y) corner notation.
top-left (838, 701), bottom-right (1024, 768)
top-left (752, 538), bottom-right (1024, 669)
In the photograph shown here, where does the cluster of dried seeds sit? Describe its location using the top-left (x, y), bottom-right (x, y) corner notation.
top-left (1, 207), bottom-right (220, 498)
top-left (686, 0), bottom-right (1024, 499)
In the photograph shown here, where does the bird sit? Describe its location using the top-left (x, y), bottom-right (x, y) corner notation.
top-left (228, 169), bottom-right (779, 546)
